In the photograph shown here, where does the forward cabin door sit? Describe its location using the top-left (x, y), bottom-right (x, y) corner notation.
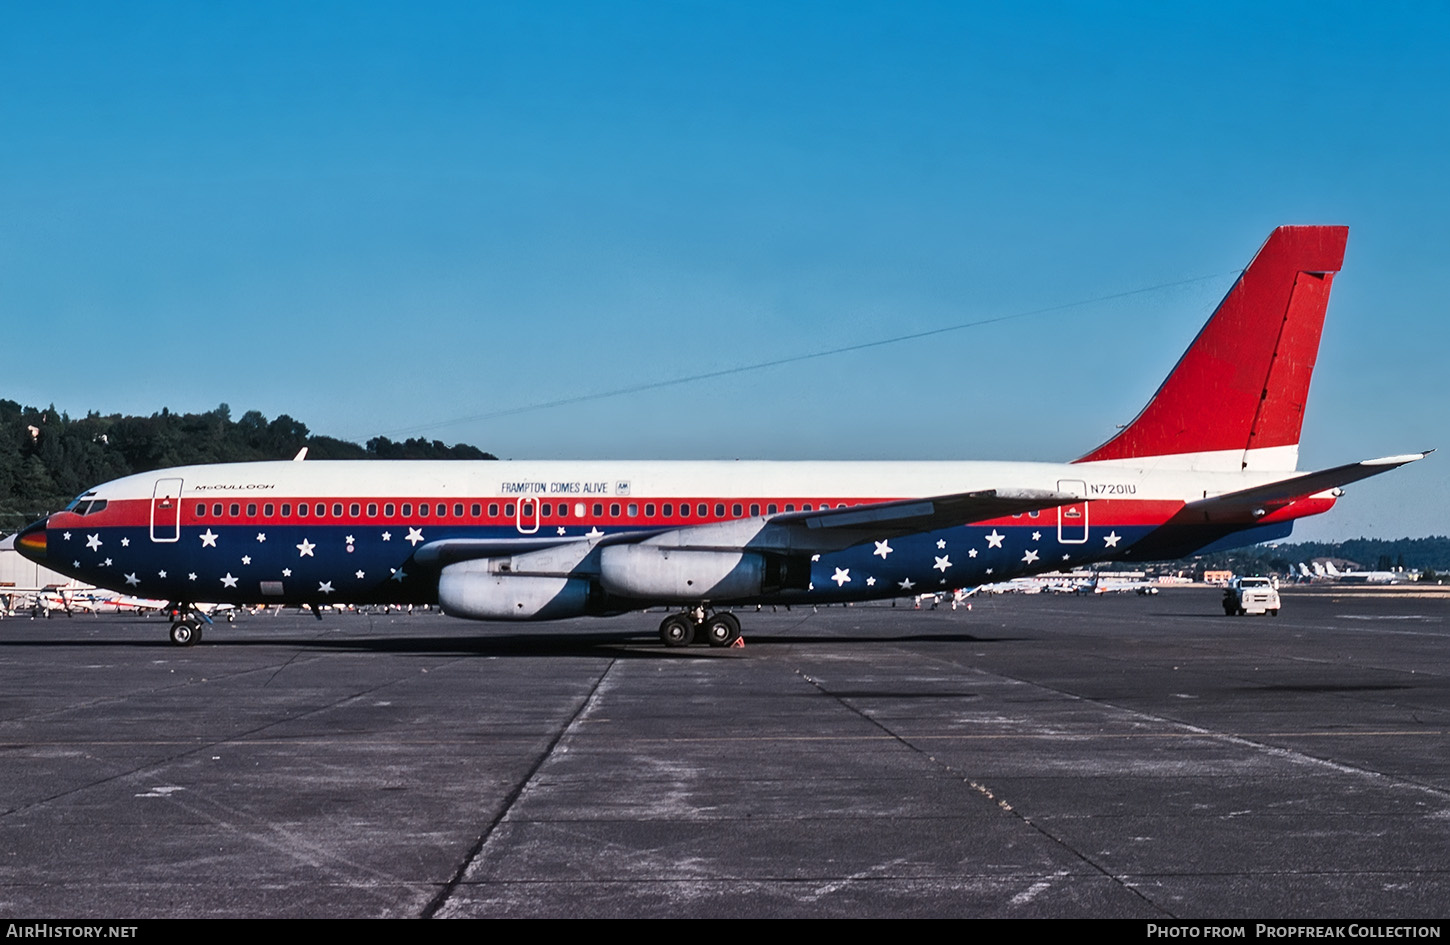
top-left (150, 478), bottom-right (184, 543)
top-left (1056, 479), bottom-right (1088, 544)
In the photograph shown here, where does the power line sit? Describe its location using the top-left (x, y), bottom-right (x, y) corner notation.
top-left (364, 270), bottom-right (1240, 440)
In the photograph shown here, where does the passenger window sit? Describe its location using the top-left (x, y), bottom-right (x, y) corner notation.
top-left (436, 504), bottom-right (446, 518)
top-left (488, 503), bottom-right (499, 517)
top-left (470, 503), bottom-right (481, 517)
top-left (384, 503), bottom-right (395, 517)
top-left (505, 503), bottom-right (515, 517)
top-left (454, 503), bottom-right (464, 517)
top-left (1029, 510), bottom-right (1039, 518)
top-left (195, 503), bottom-right (206, 517)
top-left (315, 503), bottom-right (326, 517)
top-left (592, 503), bottom-right (603, 517)
top-left (401, 503), bottom-right (412, 517)
top-left (557, 504), bottom-right (568, 518)
top-left (541, 503), bottom-right (552, 517)
top-left (367, 503), bottom-right (378, 517)
top-left (645, 503), bottom-right (655, 517)
top-left (609, 503), bottom-right (620, 517)
top-left (662, 503), bottom-right (673, 517)
top-left (213, 503), bottom-right (223, 517)
top-left (264, 503), bottom-right (274, 517)
top-left (349, 503), bottom-right (360, 517)
top-left (627, 503), bottom-right (638, 517)
top-left (229, 503), bottom-right (240, 517)
top-left (803, 504), bottom-right (812, 511)
top-left (750, 504), bottom-right (760, 516)
top-left (732, 503), bottom-right (742, 517)
top-left (767, 504), bottom-right (777, 514)
top-left (298, 504), bottom-right (309, 518)
top-left (785, 504), bottom-right (794, 512)
top-left (697, 503), bottom-right (707, 517)
top-left (574, 503), bottom-right (585, 517)
top-left (247, 503), bottom-right (257, 517)
top-left (282, 503), bottom-right (292, 517)
top-left (715, 504), bottom-right (725, 517)
top-left (418, 504), bottom-right (429, 518)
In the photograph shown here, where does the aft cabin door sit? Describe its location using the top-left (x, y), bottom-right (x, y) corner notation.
top-left (150, 478), bottom-right (183, 543)
top-left (1056, 479), bottom-right (1088, 544)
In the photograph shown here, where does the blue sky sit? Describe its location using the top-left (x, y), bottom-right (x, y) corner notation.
top-left (1, 2), bottom-right (1445, 541)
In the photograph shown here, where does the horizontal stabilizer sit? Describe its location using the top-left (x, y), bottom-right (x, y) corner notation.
top-left (1184, 452), bottom-right (1431, 517)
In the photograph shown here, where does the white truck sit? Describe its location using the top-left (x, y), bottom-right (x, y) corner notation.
top-left (1222, 576), bottom-right (1281, 616)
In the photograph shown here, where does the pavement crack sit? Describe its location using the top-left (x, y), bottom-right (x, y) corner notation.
top-left (797, 663), bottom-right (1176, 918)
top-left (421, 657), bottom-right (616, 918)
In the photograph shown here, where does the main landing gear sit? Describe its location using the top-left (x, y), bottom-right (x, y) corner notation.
top-left (166, 603), bottom-right (212, 647)
top-left (658, 607), bottom-right (742, 648)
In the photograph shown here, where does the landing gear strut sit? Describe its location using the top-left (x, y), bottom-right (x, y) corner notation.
top-left (166, 603), bottom-right (212, 647)
top-left (657, 608), bottom-right (742, 648)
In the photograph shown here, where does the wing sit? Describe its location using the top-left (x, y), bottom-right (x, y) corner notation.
top-left (632, 487), bottom-right (1086, 555)
top-left (414, 486), bottom-right (1087, 567)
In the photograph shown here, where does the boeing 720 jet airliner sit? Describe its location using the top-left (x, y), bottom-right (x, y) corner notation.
top-left (14, 226), bottom-right (1428, 646)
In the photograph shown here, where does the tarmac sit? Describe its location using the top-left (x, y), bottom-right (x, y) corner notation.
top-left (0, 588), bottom-right (1447, 919)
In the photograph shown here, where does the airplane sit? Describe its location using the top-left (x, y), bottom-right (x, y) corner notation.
top-left (12, 225), bottom-right (1430, 647)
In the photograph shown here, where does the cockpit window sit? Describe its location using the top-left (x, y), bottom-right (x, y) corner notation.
top-left (66, 499), bottom-right (108, 516)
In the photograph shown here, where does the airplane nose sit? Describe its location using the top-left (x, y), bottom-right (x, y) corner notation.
top-left (15, 517), bottom-right (47, 562)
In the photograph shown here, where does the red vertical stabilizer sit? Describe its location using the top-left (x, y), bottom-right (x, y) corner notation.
top-left (1075, 225), bottom-right (1348, 471)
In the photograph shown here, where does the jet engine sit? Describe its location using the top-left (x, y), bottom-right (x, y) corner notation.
top-left (598, 545), bottom-right (808, 601)
top-left (438, 560), bottom-right (593, 620)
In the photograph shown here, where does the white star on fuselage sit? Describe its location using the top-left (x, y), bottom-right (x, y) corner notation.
top-left (120, 537), bottom-right (130, 547)
top-left (86, 534), bottom-right (101, 551)
top-left (557, 526), bottom-right (567, 535)
top-left (381, 531), bottom-right (392, 541)
top-left (898, 578), bottom-right (916, 590)
top-left (256, 532), bottom-right (266, 543)
top-left (241, 556), bottom-right (251, 565)
top-left (1104, 531), bottom-right (1121, 548)
top-left (220, 573), bottom-right (239, 588)
top-left (873, 540), bottom-right (893, 559)
top-left (1031, 531), bottom-right (1041, 541)
top-left (405, 528), bottom-right (425, 546)
top-left (936, 539), bottom-right (947, 549)
top-left (296, 539), bottom-right (315, 557)
top-left (1022, 549), bottom-right (1040, 564)
top-left (934, 555), bottom-right (951, 572)
top-left (985, 530), bottom-right (1004, 548)
top-left (968, 548), bottom-right (978, 558)
top-left (318, 581), bottom-right (334, 595)
top-left (585, 527), bottom-right (604, 538)
top-left (199, 529), bottom-right (218, 548)
top-left (831, 568), bottom-right (851, 586)
top-left (282, 568), bottom-right (292, 577)
top-left (865, 576), bottom-right (876, 587)
top-left (124, 573), bottom-right (139, 587)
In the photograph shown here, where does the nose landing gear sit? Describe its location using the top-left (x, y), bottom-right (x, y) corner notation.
top-left (166, 603), bottom-right (212, 647)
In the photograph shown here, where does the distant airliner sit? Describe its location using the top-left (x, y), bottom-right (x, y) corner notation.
top-left (15, 226), bottom-right (1428, 646)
